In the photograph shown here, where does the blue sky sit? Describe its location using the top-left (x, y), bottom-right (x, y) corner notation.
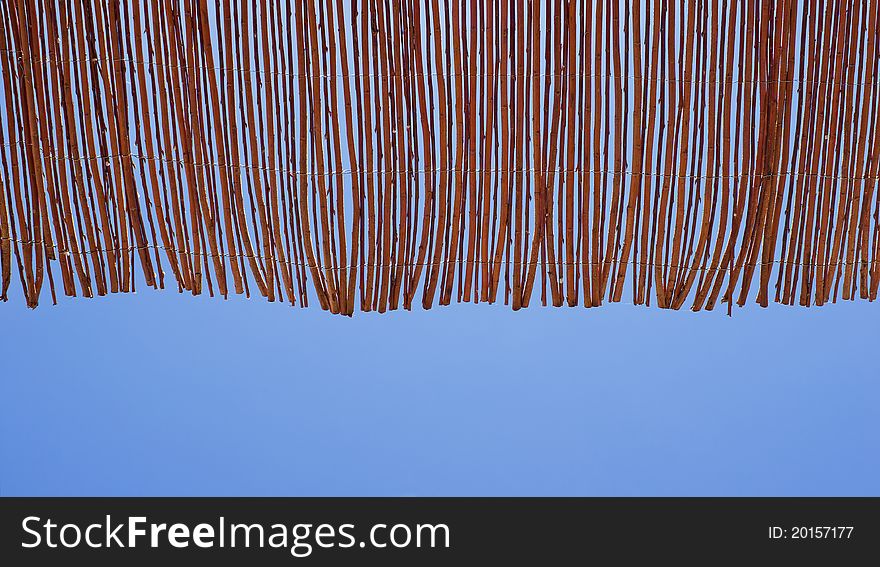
top-left (1, 293), bottom-right (877, 496)
top-left (0, 0), bottom-right (877, 498)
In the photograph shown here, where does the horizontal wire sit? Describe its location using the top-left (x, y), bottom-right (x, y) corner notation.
top-left (1, 142), bottom-right (877, 182)
top-left (1, 51), bottom-right (877, 88)
top-left (2, 236), bottom-right (876, 272)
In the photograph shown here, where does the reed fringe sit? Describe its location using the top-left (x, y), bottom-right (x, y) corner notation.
top-left (1, 0), bottom-right (878, 315)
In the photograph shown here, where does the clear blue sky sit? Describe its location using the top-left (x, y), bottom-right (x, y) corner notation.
top-left (1, 1), bottom-right (877, 497)
top-left (1, 292), bottom-right (877, 496)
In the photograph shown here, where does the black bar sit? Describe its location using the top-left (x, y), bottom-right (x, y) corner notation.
top-left (1, 498), bottom-right (877, 564)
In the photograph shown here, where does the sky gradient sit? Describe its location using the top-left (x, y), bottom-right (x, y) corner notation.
top-left (1, 291), bottom-right (877, 496)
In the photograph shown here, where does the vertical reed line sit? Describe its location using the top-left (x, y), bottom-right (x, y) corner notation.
top-left (0, 0), bottom-right (877, 314)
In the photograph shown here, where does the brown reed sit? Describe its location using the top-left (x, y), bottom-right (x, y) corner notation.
top-left (0, 0), bottom-right (878, 314)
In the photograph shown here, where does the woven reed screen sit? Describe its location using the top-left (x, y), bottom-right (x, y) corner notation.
top-left (1, 0), bottom-right (878, 314)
